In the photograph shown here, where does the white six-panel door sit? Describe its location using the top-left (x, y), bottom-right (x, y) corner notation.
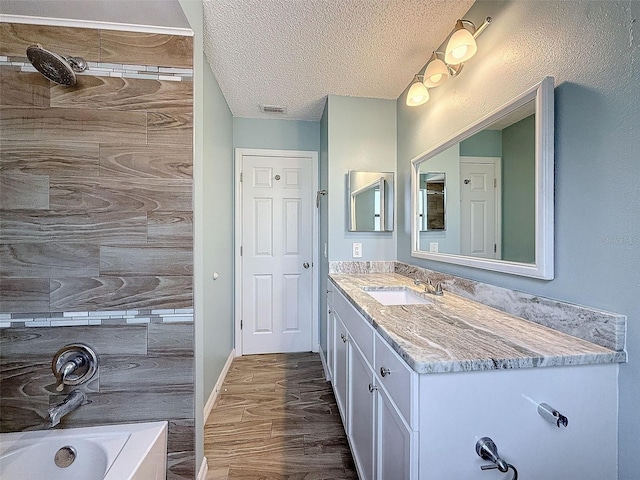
top-left (240, 153), bottom-right (314, 354)
top-left (459, 157), bottom-right (501, 259)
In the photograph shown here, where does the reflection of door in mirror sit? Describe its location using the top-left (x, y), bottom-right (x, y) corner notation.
top-left (459, 158), bottom-right (500, 259)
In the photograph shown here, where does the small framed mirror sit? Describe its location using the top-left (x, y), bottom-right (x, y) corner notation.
top-left (411, 77), bottom-right (554, 279)
top-left (348, 171), bottom-right (394, 232)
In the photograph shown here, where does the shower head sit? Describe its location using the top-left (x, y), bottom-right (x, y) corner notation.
top-left (26, 44), bottom-right (87, 86)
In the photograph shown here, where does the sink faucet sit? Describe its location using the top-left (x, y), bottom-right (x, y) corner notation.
top-left (47, 389), bottom-right (86, 427)
top-left (414, 278), bottom-right (444, 296)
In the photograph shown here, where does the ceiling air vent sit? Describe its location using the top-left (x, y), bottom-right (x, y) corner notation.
top-left (260, 104), bottom-right (287, 114)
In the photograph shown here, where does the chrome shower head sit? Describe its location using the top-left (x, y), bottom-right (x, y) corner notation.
top-left (26, 44), bottom-right (87, 86)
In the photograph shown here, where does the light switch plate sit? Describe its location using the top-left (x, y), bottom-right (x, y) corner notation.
top-left (429, 242), bottom-right (439, 253)
top-left (352, 243), bottom-right (362, 258)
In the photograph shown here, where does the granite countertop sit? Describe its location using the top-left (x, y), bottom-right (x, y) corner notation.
top-left (329, 273), bottom-right (626, 374)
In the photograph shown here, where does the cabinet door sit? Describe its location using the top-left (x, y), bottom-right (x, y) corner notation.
top-left (349, 344), bottom-right (376, 480)
top-left (376, 384), bottom-right (414, 480)
top-left (333, 314), bottom-right (349, 425)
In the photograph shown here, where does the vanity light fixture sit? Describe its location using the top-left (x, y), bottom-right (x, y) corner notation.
top-left (406, 16), bottom-right (492, 106)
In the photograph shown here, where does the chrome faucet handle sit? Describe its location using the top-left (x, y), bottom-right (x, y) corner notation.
top-left (56, 355), bottom-right (89, 391)
top-left (433, 281), bottom-right (444, 296)
top-left (52, 344), bottom-right (98, 392)
top-left (476, 437), bottom-right (518, 478)
top-left (476, 437), bottom-right (509, 472)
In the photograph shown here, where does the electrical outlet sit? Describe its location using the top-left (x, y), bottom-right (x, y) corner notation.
top-left (352, 242), bottom-right (362, 258)
top-left (324, 243), bottom-right (328, 258)
top-left (429, 242), bottom-right (439, 253)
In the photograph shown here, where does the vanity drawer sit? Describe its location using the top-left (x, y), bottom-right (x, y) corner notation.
top-left (335, 288), bottom-right (374, 367)
top-left (375, 334), bottom-right (416, 426)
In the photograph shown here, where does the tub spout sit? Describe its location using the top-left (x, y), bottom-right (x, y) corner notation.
top-left (48, 389), bottom-right (86, 427)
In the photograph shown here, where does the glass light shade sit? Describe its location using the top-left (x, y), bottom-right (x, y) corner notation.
top-left (406, 80), bottom-right (429, 106)
top-left (423, 57), bottom-right (450, 87)
top-left (445, 21), bottom-right (477, 65)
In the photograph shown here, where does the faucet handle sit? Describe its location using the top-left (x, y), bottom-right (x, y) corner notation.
top-left (52, 344), bottom-right (98, 391)
top-left (433, 281), bottom-right (443, 296)
top-left (475, 437), bottom-right (509, 473)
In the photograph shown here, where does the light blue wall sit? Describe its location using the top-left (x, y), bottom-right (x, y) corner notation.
top-left (201, 57), bottom-right (234, 405)
top-left (327, 95), bottom-right (397, 261)
top-left (233, 117), bottom-right (320, 152)
top-left (502, 115), bottom-right (535, 262)
top-left (397, 2), bottom-right (638, 477)
top-left (459, 129), bottom-right (502, 157)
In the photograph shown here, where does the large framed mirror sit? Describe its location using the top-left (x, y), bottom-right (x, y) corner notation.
top-left (411, 77), bottom-right (554, 279)
top-left (348, 171), bottom-right (394, 232)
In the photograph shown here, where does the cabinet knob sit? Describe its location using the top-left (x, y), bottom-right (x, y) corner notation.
top-left (341, 333), bottom-right (348, 343)
top-left (380, 366), bottom-right (391, 377)
top-left (368, 383), bottom-right (378, 393)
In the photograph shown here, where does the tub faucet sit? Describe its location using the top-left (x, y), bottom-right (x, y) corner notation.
top-left (414, 278), bottom-right (444, 296)
top-left (48, 389), bottom-right (86, 427)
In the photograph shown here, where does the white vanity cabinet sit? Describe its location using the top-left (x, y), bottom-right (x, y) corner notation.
top-left (327, 278), bottom-right (620, 480)
top-left (329, 280), bottom-right (417, 480)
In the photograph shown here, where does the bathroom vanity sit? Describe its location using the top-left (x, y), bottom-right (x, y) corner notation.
top-left (326, 273), bottom-right (624, 480)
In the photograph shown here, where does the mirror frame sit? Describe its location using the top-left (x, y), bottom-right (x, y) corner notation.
top-left (410, 77), bottom-right (554, 279)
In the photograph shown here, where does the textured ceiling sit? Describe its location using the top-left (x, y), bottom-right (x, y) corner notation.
top-left (203, 0), bottom-right (475, 121)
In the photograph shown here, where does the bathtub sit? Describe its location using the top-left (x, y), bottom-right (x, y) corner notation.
top-left (0, 421), bottom-right (167, 480)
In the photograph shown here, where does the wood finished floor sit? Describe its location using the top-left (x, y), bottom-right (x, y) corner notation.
top-left (204, 352), bottom-right (357, 480)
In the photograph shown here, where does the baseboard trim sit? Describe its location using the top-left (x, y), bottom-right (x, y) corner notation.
top-left (319, 345), bottom-right (331, 382)
top-left (197, 456), bottom-right (208, 480)
top-left (203, 349), bottom-right (235, 421)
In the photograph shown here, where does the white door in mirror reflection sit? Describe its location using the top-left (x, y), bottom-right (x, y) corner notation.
top-left (460, 157), bottom-right (501, 259)
top-left (241, 155), bottom-right (313, 354)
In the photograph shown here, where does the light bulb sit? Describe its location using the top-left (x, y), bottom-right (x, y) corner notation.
top-left (406, 80), bottom-right (429, 106)
top-left (423, 54), bottom-right (450, 88)
top-left (445, 20), bottom-right (477, 65)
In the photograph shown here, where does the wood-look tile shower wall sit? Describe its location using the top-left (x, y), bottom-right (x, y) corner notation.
top-left (0, 23), bottom-right (194, 312)
top-left (0, 23), bottom-right (196, 479)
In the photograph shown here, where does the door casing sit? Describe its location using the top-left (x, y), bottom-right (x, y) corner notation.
top-left (234, 148), bottom-right (319, 356)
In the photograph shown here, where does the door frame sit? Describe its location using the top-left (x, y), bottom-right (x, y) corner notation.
top-left (234, 148), bottom-right (319, 357)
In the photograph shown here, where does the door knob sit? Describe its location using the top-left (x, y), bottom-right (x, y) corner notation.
top-left (303, 262), bottom-right (310, 269)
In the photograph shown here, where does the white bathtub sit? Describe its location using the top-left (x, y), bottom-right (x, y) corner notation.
top-left (0, 421), bottom-right (167, 480)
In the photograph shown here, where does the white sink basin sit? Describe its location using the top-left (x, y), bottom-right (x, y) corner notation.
top-left (363, 287), bottom-right (432, 306)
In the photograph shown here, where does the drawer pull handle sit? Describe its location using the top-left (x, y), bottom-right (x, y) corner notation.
top-left (368, 383), bottom-right (378, 393)
top-left (341, 333), bottom-right (348, 343)
top-left (380, 367), bottom-right (391, 377)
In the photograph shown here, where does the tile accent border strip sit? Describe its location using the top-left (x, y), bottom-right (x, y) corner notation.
top-left (0, 56), bottom-right (193, 81)
top-left (0, 308), bottom-right (194, 328)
